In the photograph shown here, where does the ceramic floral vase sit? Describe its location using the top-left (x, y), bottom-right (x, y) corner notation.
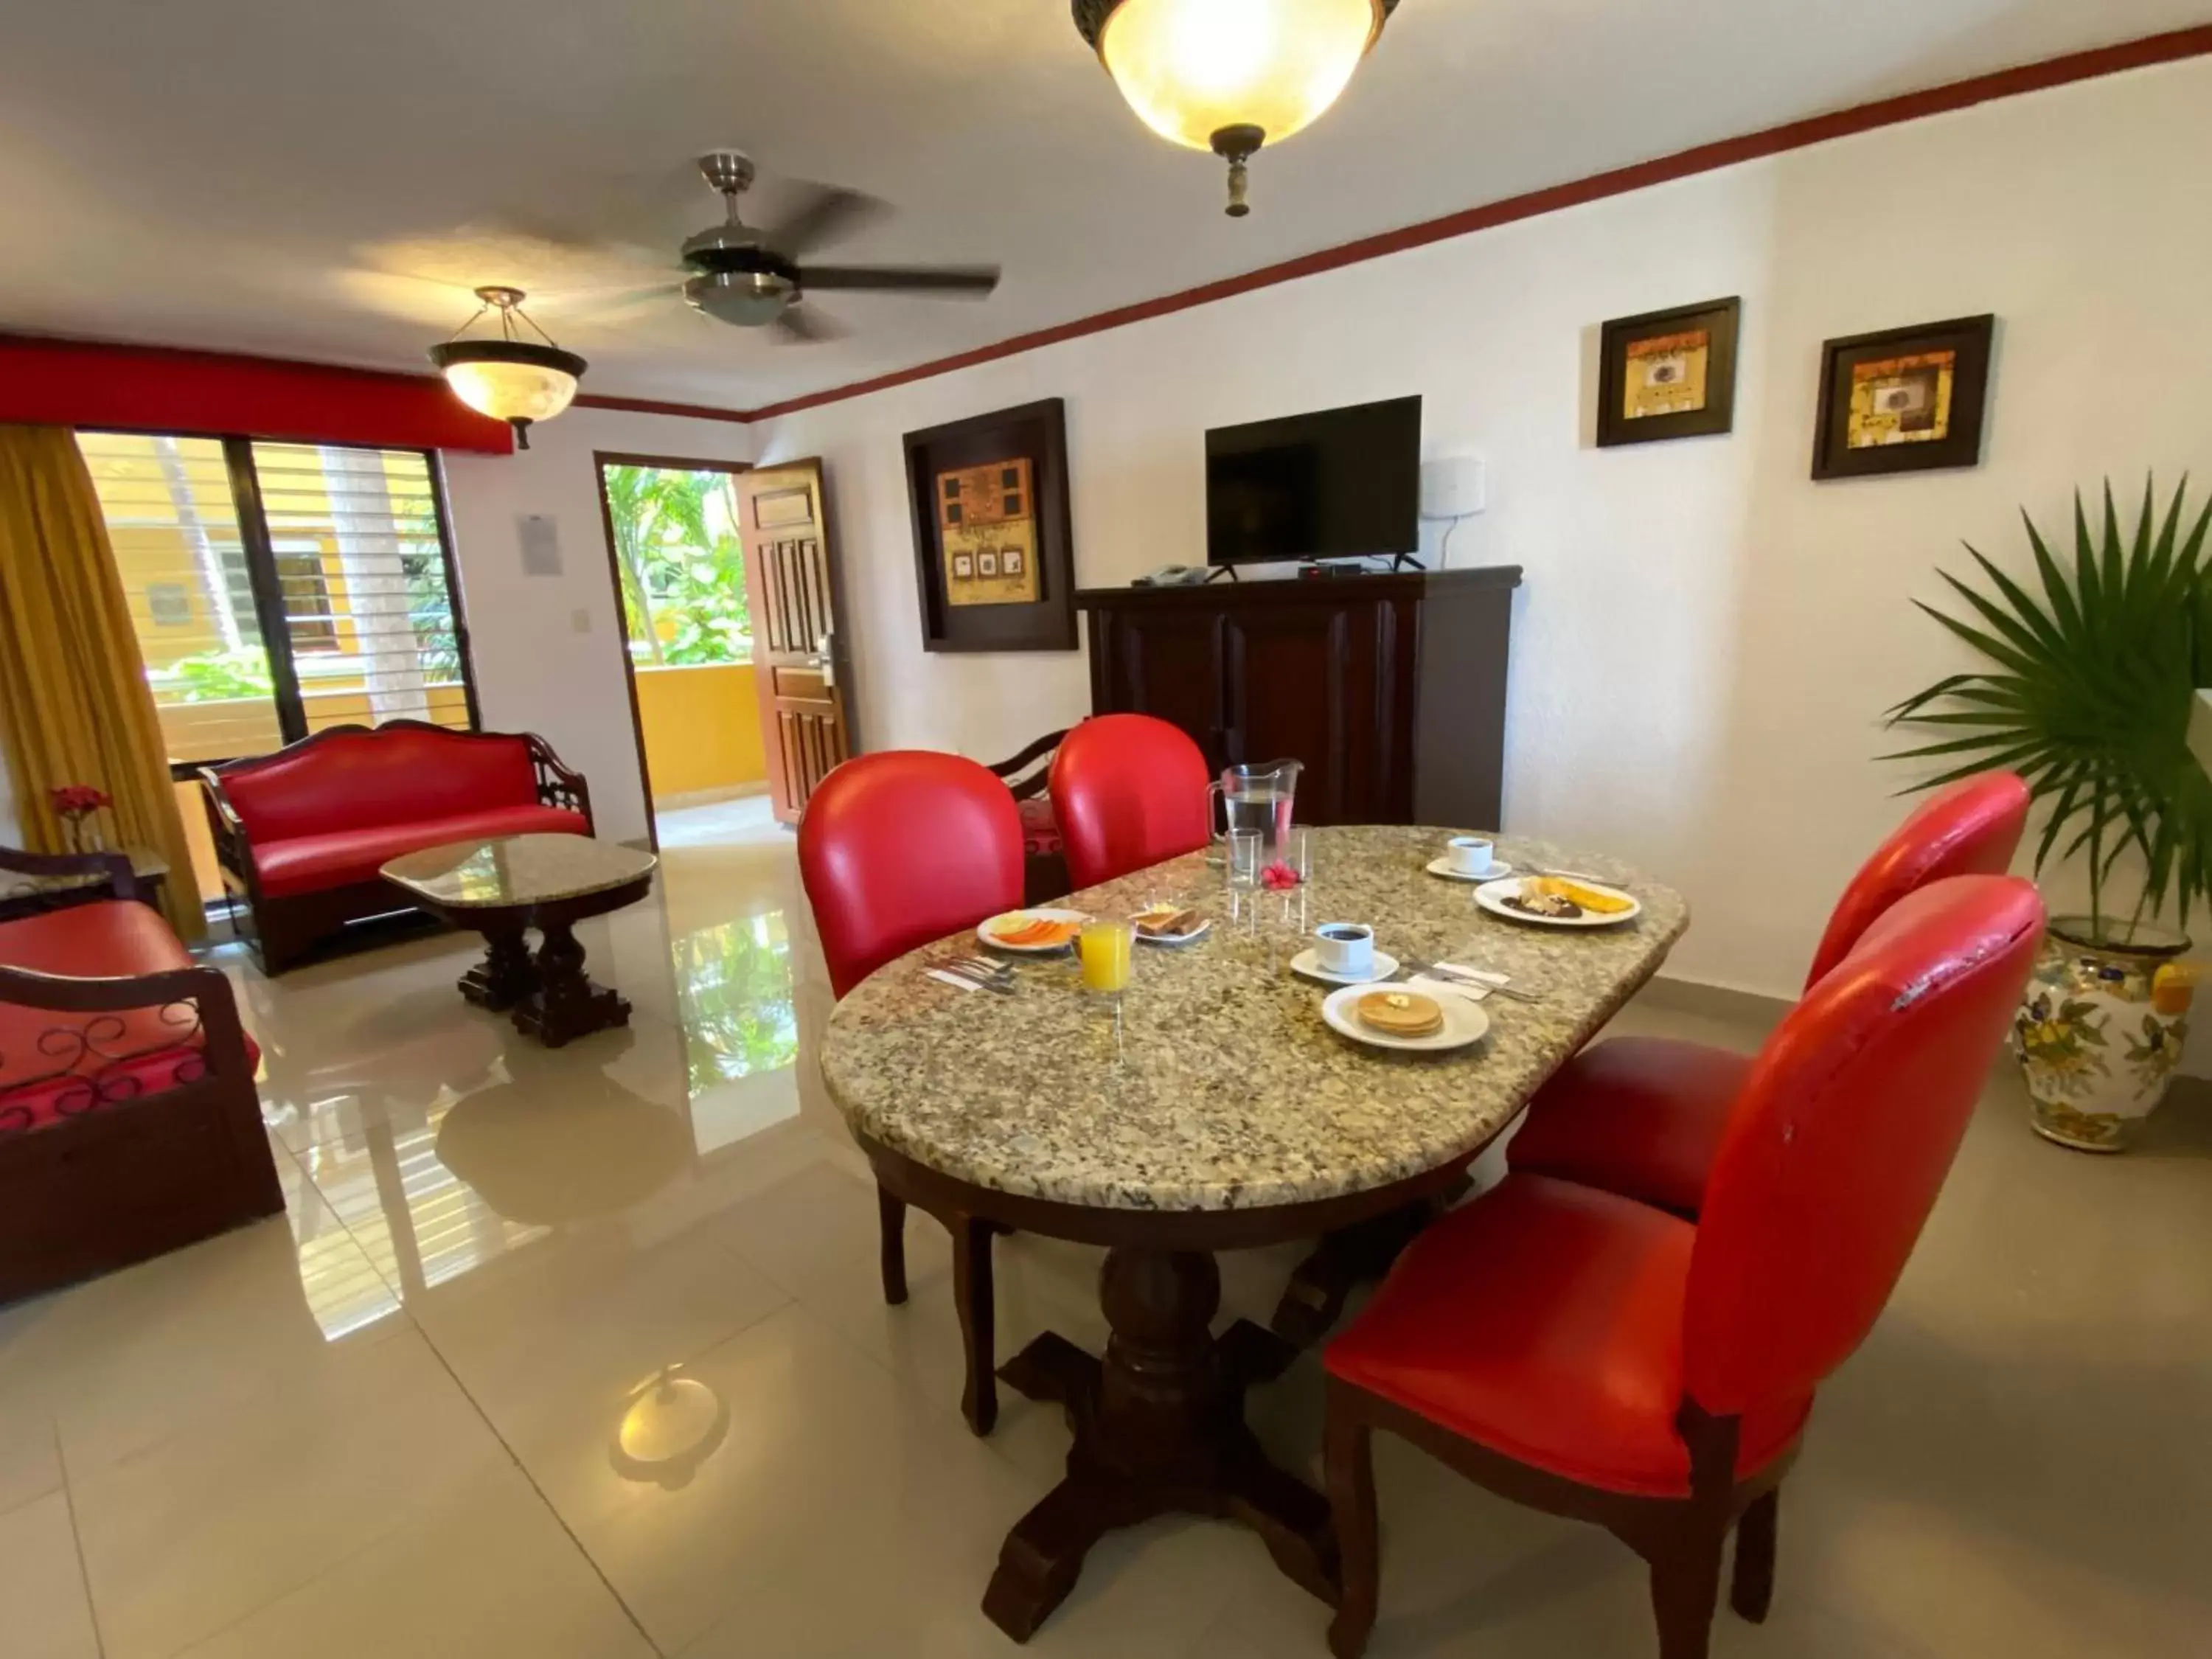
top-left (2014, 917), bottom-right (2193, 1152)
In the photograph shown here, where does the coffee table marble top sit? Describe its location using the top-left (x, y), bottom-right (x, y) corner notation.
top-left (381, 833), bottom-right (655, 910)
top-left (822, 826), bottom-right (1688, 1214)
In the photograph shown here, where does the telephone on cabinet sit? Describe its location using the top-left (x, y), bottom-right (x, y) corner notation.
top-left (1133, 564), bottom-right (1210, 588)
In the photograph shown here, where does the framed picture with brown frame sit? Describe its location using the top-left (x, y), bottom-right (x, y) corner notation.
top-left (905, 398), bottom-right (1077, 653)
top-left (1811, 314), bottom-right (1995, 480)
top-left (1595, 296), bottom-right (1741, 448)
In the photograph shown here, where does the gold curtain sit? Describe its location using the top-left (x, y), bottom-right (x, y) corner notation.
top-left (0, 425), bottom-right (204, 939)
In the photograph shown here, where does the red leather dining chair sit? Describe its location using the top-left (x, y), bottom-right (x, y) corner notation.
top-left (1048, 714), bottom-right (1213, 891)
top-left (1508, 771), bottom-right (2031, 1217)
top-left (1323, 874), bottom-right (2045, 1659)
top-left (797, 751), bottom-right (1024, 1436)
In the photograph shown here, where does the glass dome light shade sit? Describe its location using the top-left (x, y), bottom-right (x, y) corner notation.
top-left (428, 340), bottom-right (586, 444)
top-left (1088, 0), bottom-right (1389, 153)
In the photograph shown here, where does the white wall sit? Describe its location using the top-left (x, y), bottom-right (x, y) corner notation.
top-left (757, 55), bottom-right (2212, 1003)
top-left (441, 407), bottom-right (754, 844)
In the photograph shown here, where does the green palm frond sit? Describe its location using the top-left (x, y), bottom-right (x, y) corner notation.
top-left (1883, 476), bottom-right (2212, 937)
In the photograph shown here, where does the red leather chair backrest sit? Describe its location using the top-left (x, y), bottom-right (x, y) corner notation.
top-left (1684, 875), bottom-right (2045, 1418)
top-left (1048, 714), bottom-right (1213, 891)
top-left (799, 751), bottom-right (1025, 1000)
top-left (1804, 772), bottom-right (2029, 987)
top-left (218, 726), bottom-right (542, 843)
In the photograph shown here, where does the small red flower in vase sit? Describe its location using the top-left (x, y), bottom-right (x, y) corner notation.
top-left (1260, 860), bottom-right (1302, 891)
top-left (49, 785), bottom-right (112, 854)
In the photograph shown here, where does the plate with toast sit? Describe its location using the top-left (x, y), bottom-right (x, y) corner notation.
top-left (977, 908), bottom-right (1090, 953)
top-left (1321, 984), bottom-right (1490, 1053)
top-left (1472, 874), bottom-right (1641, 928)
top-left (1132, 903), bottom-right (1211, 946)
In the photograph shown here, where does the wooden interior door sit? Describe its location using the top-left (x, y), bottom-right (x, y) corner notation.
top-left (735, 459), bottom-right (850, 824)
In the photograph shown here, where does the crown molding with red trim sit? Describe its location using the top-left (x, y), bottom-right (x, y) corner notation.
top-left (5, 23), bottom-right (2205, 442)
top-left (745, 21), bottom-right (2212, 422)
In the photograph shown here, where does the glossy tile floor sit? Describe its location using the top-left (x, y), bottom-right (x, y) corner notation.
top-left (4, 804), bottom-right (2208, 1659)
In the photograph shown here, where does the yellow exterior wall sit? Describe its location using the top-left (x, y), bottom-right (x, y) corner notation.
top-left (633, 664), bottom-right (765, 802)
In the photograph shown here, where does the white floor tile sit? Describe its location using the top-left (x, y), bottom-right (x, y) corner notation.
top-left (0, 1489), bottom-right (100, 1659)
top-left (72, 1329), bottom-right (508, 1659)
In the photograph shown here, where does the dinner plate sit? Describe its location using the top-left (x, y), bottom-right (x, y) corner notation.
top-left (1321, 984), bottom-right (1490, 1054)
top-left (1133, 913), bottom-right (1212, 947)
top-left (1290, 947), bottom-right (1400, 986)
top-left (976, 907), bottom-right (1091, 953)
top-left (1425, 856), bottom-right (1514, 883)
top-left (1472, 876), bottom-right (1642, 928)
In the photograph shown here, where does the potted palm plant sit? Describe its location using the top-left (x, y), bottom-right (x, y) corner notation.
top-left (1888, 479), bottom-right (2210, 1150)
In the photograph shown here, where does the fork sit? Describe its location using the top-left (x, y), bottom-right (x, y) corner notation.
top-left (934, 959), bottom-right (1015, 995)
top-left (948, 955), bottom-right (1015, 981)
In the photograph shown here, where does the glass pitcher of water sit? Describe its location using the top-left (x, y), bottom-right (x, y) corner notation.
top-left (1210, 759), bottom-right (1304, 864)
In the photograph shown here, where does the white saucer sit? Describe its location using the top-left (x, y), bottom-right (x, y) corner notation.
top-left (1321, 984), bottom-right (1490, 1053)
top-left (1425, 857), bottom-right (1514, 883)
top-left (1290, 947), bottom-right (1400, 986)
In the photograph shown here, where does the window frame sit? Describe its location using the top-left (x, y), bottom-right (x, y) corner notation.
top-left (81, 427), bottom-right (482, 777)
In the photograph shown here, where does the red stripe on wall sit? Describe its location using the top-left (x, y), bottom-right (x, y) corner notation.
top-left (0, 335), bottom-right (515, 454)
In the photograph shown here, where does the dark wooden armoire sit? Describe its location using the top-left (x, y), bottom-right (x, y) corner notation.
top-left (1074, 566), bottom-right (1520, 830)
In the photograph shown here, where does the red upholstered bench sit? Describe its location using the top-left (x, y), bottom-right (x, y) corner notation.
top-left (201, 720), bottom-right (594, 973)
top-left (0, 848), bottom-right (281, 1302)
top-left (987, 728), bottom-right (1071, 908)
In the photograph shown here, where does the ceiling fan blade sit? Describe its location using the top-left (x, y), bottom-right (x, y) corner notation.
top-left (766, 184), bottom-right (886, 257)
top-left (796, 265), bottom-right (1000, 296)
top-left (771, 303), bottom-right (847, 344)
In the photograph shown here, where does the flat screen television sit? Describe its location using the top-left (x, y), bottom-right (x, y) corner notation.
top-left (1206, 395), bottom-right (1421, 566)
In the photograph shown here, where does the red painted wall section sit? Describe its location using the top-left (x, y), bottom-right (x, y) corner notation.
top-left (0, 335), bottom-right (515, 454)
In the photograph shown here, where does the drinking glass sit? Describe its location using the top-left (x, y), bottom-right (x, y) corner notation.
top-left (1079, 919), bottom-right (1134, 996)
top-left (1226, 829), bottom-right (1262, 888)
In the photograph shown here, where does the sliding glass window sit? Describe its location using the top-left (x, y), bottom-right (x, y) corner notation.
top-left (75, 432), bottom-right (479, 773)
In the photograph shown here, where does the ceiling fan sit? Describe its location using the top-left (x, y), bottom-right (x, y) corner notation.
top-left (667, 150), bottom-right (1000, 341)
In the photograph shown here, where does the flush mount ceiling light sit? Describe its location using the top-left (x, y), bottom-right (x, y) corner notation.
top-left (427, 286), bottom-right (587, 449)
top-left (1074, 0), bottom-right (1396, 217)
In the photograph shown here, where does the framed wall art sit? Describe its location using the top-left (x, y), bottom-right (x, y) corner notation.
top-left (1811, 314), bottom-right (1994, 480)
top-left (905, 397), bottom-right (1077, 653)
top-left (1595, 296), bottom-right (1741, 447)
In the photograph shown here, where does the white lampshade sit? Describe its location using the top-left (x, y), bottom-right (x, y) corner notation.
top-left (437, 349), bottom-right (582, 426)
top-left (1088, 0), bottom-right (1388, 153)
top-left (428, 287), bottom-right (588, 449)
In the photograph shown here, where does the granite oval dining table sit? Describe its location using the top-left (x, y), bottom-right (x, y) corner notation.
top-left (821, 825), bottom-right (1688, 1641)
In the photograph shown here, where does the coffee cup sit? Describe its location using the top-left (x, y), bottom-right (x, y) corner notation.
top-left (1315, 922), bottom-right (1376, 978)
top-left (1447, 835), bottom-right (1496, 876)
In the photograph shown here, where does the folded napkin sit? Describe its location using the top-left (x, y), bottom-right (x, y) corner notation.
top-left (1405, 974), bottom-right (1489, 1005)
top-left (927, 969), bottom-right (984, 993)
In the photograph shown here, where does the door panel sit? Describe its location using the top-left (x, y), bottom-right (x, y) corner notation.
top-left (1091, 608), bottom-right (1230, 770)
top-left (1222, 600), bottom-right (1385, 825)
top-left (736, 459), bottom-right (850, 824)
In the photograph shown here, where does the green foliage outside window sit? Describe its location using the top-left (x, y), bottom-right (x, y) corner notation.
top-left (601, 465), bottom-right (752, 668)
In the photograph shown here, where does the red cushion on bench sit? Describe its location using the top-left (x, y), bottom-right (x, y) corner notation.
top-left (253, 806), bottom-right (591, 897)
top-left (1016, 794), bottom-right (1062, 855)
top-left (220, 726), bottom-right (546, 843)
top-left (0, 901), bottom-right (260, 1136)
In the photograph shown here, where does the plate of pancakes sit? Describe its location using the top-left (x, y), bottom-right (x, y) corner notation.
top-left (1320, 984), bottom-right (1490, 1054)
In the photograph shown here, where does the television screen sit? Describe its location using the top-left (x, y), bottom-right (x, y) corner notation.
top-left (1206, 395), bottom-right (1421, 566)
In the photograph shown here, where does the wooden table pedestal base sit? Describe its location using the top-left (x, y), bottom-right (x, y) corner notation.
top-left (459, 927), bottom-right (536, 1013)
top-left (982, 1246), bottom-right (1338, 1642)
top-left (512, 920), bottom-right (630, 1048)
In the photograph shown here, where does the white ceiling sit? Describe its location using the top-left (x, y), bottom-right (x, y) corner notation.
top-left (3, 0), bottom-right (2207, 410)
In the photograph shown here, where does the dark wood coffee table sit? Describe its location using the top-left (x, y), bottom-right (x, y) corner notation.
top-left (381, 833), bottom-right (655, 1048)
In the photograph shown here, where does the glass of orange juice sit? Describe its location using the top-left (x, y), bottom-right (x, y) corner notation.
top-left (1078, 918), bottom-right (1134, 997)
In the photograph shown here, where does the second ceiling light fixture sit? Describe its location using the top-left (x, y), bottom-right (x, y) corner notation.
top-left (1074, 0), bottom-right (1397, 216)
